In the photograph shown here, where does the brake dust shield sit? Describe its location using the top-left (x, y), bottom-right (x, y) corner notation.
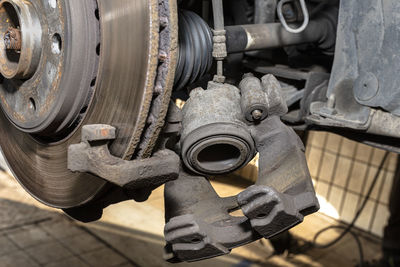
top-left (0, 0), bottom-right (177, 208)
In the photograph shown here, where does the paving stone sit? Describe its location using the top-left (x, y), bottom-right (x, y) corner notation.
top-left (44, 256), bottom-right (90, 267)
top-left (81, 247), bottom-right (128, 267)
top-left (0, 250), bottom-right (39, 267)
top-left (0, 199), bottom-right (52, 230)
top-left (41, 220), bottom-right (86, 239)
top-left (6, 225), bottom-right (53, 248)
top-left (0, 234), bottom-right (18, 256)
top-left (59, 233), bottom-right (105, 254)
top-left (25, 241), bottom-right (73, 265)
top-left (0, 169), bottom-right (388, 267)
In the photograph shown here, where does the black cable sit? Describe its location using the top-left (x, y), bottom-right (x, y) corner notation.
top-left (311, 151), bottom-right (390, 267)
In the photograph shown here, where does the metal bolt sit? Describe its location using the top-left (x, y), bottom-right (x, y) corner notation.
top-left (252, 110), bottom-right (263, 120)
top-left (4, 27), bottom-right (22, 50)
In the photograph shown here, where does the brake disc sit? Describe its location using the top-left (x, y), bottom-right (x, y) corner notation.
top-left (0, 0), bottom-right (177, 208)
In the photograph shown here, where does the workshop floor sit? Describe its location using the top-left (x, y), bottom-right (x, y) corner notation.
top-left (0, 171), bottom-right (382, 267)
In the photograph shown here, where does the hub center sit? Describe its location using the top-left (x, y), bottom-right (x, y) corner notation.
top-left (4, 27), bottom-right (21, 50)
top-left (0, 0), bottom-right (42, 79)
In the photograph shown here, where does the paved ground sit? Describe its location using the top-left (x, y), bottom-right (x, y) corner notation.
top-left (0, 152), bottom-right (9, 174)
top-left (0, 171), bottom-right (383, 267)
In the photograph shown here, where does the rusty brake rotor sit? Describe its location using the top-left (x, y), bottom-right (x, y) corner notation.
top-left (0, 0), bottom-right (177, 208)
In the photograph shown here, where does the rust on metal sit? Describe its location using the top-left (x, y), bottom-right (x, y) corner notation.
top-left (120, 0), bottom-right (161, 160)
top-left (4, 27), bottom-right (21, 50)
top-left (133, 0), bottom-right (179, 159)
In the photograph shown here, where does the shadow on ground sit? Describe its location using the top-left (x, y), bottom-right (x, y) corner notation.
top-left (0, 165), bottom-right (382, 267)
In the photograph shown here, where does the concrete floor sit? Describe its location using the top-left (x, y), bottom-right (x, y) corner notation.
top-left (0, 171), bottom-right (382, 267)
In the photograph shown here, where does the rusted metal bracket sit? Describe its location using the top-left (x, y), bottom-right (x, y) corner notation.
top-left (163, 170), bottom-right (259, 262)
top-left (238, 116), bottom-right (319, 239)
top-left (164, 116), bottom-right (319, 262)
top-left (68, 124), bottom-right (180, 189)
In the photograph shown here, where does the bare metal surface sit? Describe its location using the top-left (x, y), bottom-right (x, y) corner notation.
top-left (98, 0), bottom-right (159, 160)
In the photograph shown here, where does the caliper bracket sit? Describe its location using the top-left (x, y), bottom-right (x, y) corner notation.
top-left (164, 115), bottom-right (319, 262)
top-left (68, 124), bottom-right (180, 190)
top-left (163, 75), bottom-right (318, 262)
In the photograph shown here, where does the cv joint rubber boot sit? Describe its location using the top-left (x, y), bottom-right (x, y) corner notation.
top-left (181, 82), bottom-right (255, 176)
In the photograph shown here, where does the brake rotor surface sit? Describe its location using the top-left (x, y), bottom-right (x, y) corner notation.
top-left (0, 0), bottom-right (177, 208)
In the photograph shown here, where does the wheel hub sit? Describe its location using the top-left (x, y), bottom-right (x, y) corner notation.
top-left (0, 0), bottom-right (178, 208)
top-left (0, 0), bottom-right (42, 80)
top-left (0, 0), bottom-right (77, 136)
